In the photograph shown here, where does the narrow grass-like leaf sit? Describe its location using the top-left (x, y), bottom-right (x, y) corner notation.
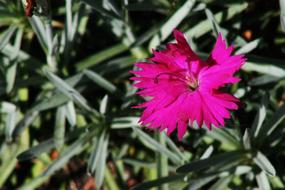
top-left (0, 129), bottom-right (29, 186)
top-left (5, 110), bottom-right (17, 142)
top-left (206, 128), bottom-right (240, 150)
top-left (95, 134), bottom-right (109, 188)
top-left (248, 75), bottom-right (280, 86)
top-left (0, 102), bottom-right (17, 141)
top-left (184, 3), bottom-right (247, 39)
top-left (44, 69), bottom-right (93, 112)
top-left (100, 95), bottom-right (109, 114)
top-left (17, 139), bottom-right (55, 161)
top-left (76, 43), bottom-right (127, 71)
top-left (123, 159), bottom-right (156, 169)
top-left (164, 135), bottom-right (185, 161)
top-left (256, 171), bottom-right (271, 190)
top-left (149, 0), bottom-right (196, 49)
top-left (250, 95), bottom-right (267, 139)
top-left (234, 165), bottom-right (252, 175)
top-left (0, 25), bottom-right (17, 51)
top-left (132, 127), bottom-right (181, 164)
top-left (236, 39), bottom-right (260, 55)
top-left (243, 129), bottom-right (251, 150)
top-left (243, 56), bottom-right (285, 77)
top-left (176, 151), bottom-right (244, 174)
top-left (209, 176), bottom-right (232, 190)
top-left (104, 166), bottom-right (120, 190)
top-left (42, 135), bottom-right (87, 176)
top-left (6, 61), bottom-right (17, 93)
top-left (87, 132), bottom-right (109, 188)
top-left (184, 173), bottom-right (219, 190)
top-left (64, 101), bottom-right (76, 127)
top-left (30, 93), bottom-right (69, 112)
top-left (253, 151), bottom-right (276, 176)
top-left (111, 117), bottom-right (140, 129)
top-left (54, 106), bottom-right (66, 150)
top-left (82, 0), bottom-right (121, 19)
top-left (132, 175), bottom-right (185, 190)
top-left (2, 44), bottom-right (43, 68)
top-left (65, 0), bottom-right (73, 42)
top-left (29, 16), bottom-right (48, 53)
top-left (200, 145), bottom-right (214, 159)
top-left (156, 132), bottom-right (169, 190)
top-left (84, 69), bottom-right (117, 93)
top-left (17, 127), bottom-right (88, 161)
top-left (205, 8), bottom-right (222, 36)
top-left (103, 0), bottom-right (121, 17)
top-left (13, 111), bottom-right (38, 138)
top-left (280, 0), bottom-right (285, 32)
top-left (257, 100), bottom-right (285, 143)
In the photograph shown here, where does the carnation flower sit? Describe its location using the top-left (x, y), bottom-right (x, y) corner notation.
top-left (131, 29), bottom-right (246, 140)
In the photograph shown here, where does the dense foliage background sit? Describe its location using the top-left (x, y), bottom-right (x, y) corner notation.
top-left (0, 0), bottom-right (285, 189)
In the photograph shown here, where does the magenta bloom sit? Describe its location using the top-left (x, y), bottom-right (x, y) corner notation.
top-left (131, 29), bottom-right (246, 140)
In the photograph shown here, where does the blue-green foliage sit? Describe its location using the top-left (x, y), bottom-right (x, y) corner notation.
top-left (0, 0), bottom-right (284, 189)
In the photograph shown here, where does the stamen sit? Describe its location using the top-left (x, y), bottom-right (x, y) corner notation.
top-left (154, 72), bottom-right (186, 83)
top-left (154, 69), bottom-right (187, 84)
top-left (154, 69), bottom-right (199, 92)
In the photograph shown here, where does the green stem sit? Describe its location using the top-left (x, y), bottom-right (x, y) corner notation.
top-left (156, 132), bottom-right (169, 190)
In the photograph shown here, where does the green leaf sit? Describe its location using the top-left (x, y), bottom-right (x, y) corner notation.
top-left (99, 95), bottom-right (109, 114)
top-left (165, 135), bottom-right (186, 161)
top-left (76, 43), bottom-right (127, 71)
top-left (243, 56), bottom-right (285, 77)
top-left (111, 117), bottom-right (140, 129)
top-left (200, 145), bottom-right (214, 159)
top-left (65, 0), bottom-right (73, 42)
top-left (176, 151), bottom-right (244, 174)
top-left (256, 171), bottom-right (271, 190)
top-left (280, 0), bottom-right (285, 32)
top-left (123, 159), bottom-right (156, 169)
top-left (87, 132), bottom-right (109, 189)
top-left (257, 100), bottom-right (285, 143)
top-left (206, 128), bottom-right (240, 150)
top-left (149, 0), bottom-right (196, 49)
top-left (5, 61), bottom-right (17, 93)
top-left (13, 111), bottom-right (38, 138)
top-left (132, 175), bottom-right (185, 190)
top-left (156, 132), bottom-right (169, 190)
top-left (29, 16), bottom-right (48, 53)
top-left (208, 176), bottom-right (232, 190)
top-left (17, 139), bottom-right (55, 161)
top-left (205, 8), bottom-right (222, 36)
top-left (0, 102), bottom-right (17, 141)
top-left (184, 173), bottom-right (219, 190)
top-left (63, 101), bottom-right (76, 127)
top-left (250, 95), bottom-right (267, 140)
top-left (30, 93), bottom-right (69, 112)
top-left (17, 127), bottom-right (89, 161)
top-left (0, 25), bottom-right (17, 51)
top-left (54, 106), bottom-right (66, 150)
top-left (42, 134), bottom-right (87, 176)
top-left (248, 75), bottom-right (280, 86)
top-left (84, 69), bottom-right (117, 93)
top-left (82, 0), bottom-right (121, 19)
top-left (253, 151), bottom-right (276, 176)
top-left (132, 127), bottom-right (181, 165)
top-left (242, 129), bottom-right (251, 150)
top-left (184, 3), bottom-right (248, 39)
top-left (44, 69), bottom-right (94, 113)
top-left (236, 39), bottom-right (260, 55)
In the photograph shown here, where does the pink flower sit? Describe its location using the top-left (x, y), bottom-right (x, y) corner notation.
top-left (130, 29), bottom-right (246, 140)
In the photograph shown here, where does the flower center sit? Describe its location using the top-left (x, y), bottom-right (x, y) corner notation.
top-left (185, 75), bottom-right (198, 91)
top-left (154, 71), bottom-right (199, 92)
